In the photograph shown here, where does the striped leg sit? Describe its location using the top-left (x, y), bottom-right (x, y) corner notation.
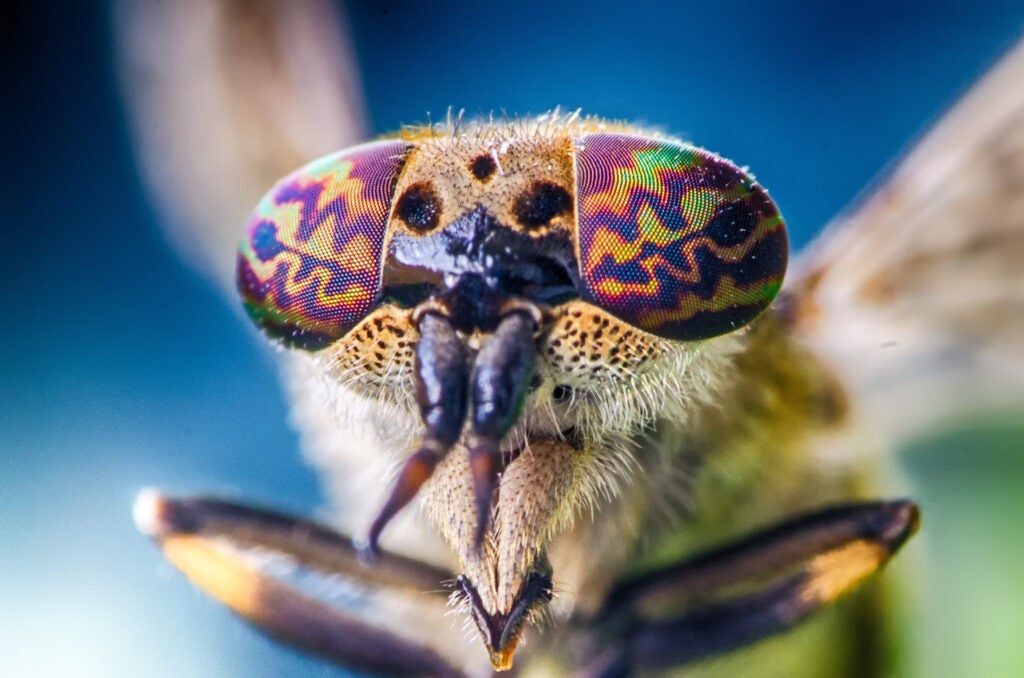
top-left (580, 500), bottom-right (920, 678)
top-left (134, 490), bottom-right (464, 678)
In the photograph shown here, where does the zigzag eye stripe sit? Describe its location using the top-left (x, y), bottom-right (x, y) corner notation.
top-left (237, 140), bottom-right (412, 349)
top-left (574, 133), bottom-right (787, 340)
top-left (237, 129), bottom-right (786, 350)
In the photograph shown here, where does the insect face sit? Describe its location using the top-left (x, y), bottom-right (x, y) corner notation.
top-left (235, 117), bottom-right (788, 668)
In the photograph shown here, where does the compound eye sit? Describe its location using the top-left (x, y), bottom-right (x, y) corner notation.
top-left (574, 133), bottom-right (788, 341)
top-left (237, 140), bottom-right (412, 350)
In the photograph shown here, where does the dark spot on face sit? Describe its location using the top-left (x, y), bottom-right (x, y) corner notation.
top-left (469, 154), bottom-right (497, 181)
top-left (552, 384), bottom-right (573, 403)
top-left (396, 182), bottom-right (441, 232)
top-left (514, 181), bottom-right (572, 228)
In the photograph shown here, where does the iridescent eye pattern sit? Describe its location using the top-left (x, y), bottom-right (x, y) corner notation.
top-left (237, 140), bottom-right (412, 349)
top-left (574, 133), bottom-right (788, 341)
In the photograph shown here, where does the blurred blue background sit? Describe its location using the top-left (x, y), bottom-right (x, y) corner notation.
top-left (3, 1), bottom-right (1023, 675)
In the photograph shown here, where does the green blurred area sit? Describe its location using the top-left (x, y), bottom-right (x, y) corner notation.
top-left (898, 420), bottom-right (1024, 677)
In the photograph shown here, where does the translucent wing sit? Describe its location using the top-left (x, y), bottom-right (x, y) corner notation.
top-left (789, 38), bottom-right (1024, 443)
top-left (115, 0), bottom-right (367, 290)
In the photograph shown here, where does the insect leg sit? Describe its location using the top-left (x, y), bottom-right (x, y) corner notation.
top-left (586, 500), bottom-right (919, 675)
top-left (134, 490), bottom-right (464, 678)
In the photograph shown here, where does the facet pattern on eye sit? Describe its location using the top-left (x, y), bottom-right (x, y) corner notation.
top-left (237, 140), bottom-right (412, 349)
top-left (575, 133), bottom-right (788, 341)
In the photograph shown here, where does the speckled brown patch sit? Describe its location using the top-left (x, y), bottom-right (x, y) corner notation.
top-left (323, 304), bottom-right (418, 394)
top-left (540, 300), bottom-right (664, 387)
